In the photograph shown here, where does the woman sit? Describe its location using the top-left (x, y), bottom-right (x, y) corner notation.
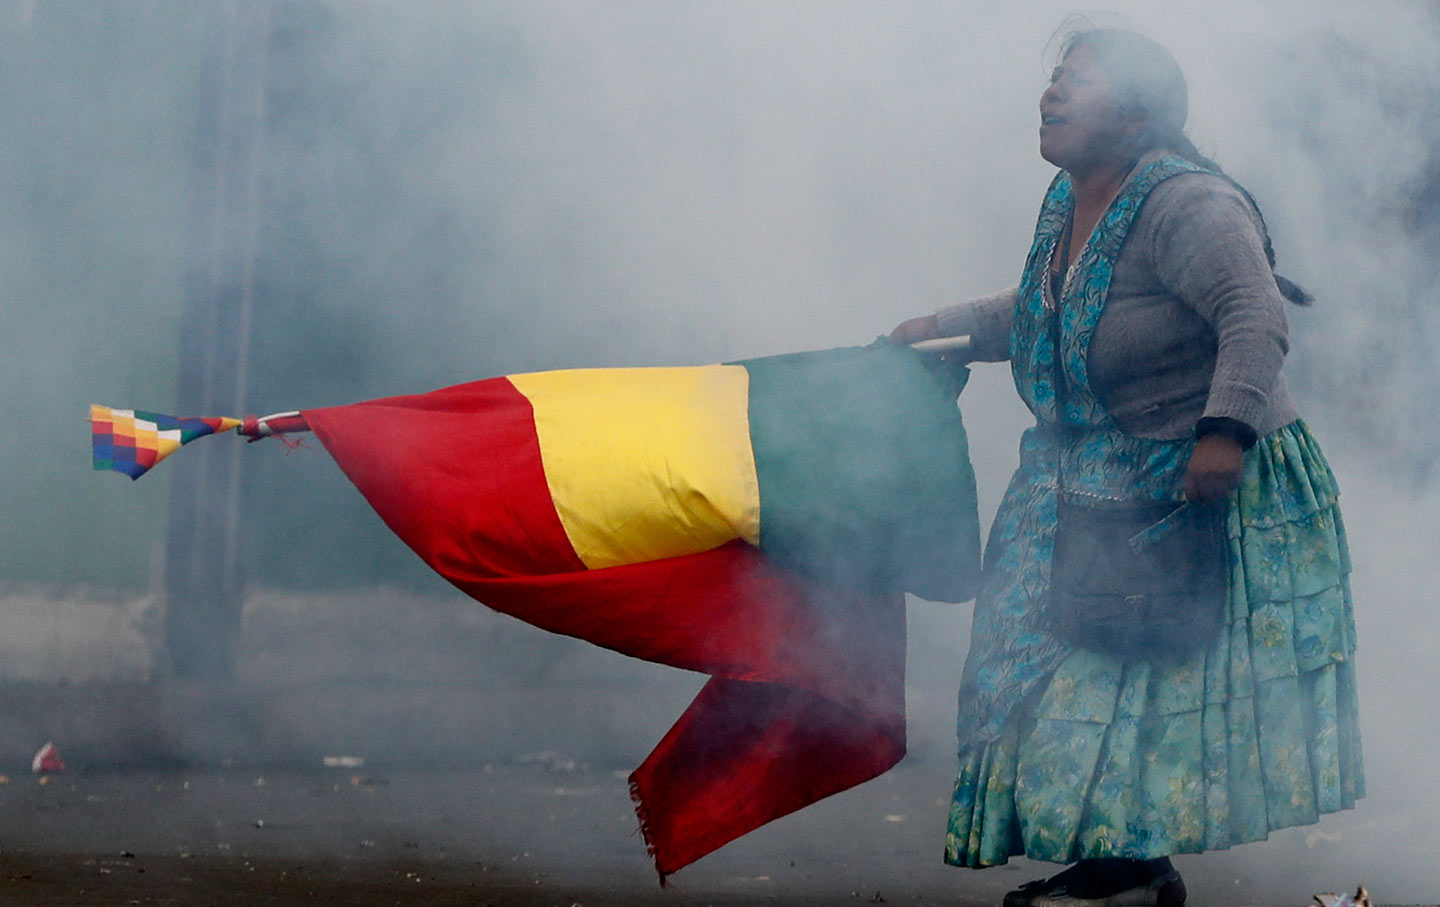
top-left (891, 29), bottom-right (1362, 907)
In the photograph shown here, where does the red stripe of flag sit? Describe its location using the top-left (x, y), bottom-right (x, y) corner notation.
top-left (455, 543), bottom-right (904, 878)
top-left (303, 376), bottom-right (585, 578)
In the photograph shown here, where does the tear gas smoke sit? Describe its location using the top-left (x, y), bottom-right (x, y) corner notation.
top-left (1, 1), bottom-right (1437, 899)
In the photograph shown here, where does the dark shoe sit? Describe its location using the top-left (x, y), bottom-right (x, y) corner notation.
top-left (1002, 859), bottom-right (1186, 906)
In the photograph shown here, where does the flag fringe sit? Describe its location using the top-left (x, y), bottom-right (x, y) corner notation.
top-left (628, 774), bottom-right (668, 888)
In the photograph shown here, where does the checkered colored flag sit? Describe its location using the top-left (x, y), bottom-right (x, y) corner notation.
top-left (89, 404), bottom-right (242, 479)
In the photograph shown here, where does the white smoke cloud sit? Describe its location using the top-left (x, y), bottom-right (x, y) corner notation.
top-left (4, 0), bottom-right (1438, 897)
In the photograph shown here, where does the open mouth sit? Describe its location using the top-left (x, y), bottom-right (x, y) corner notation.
top-left (1041, 114), bottom-right (1065, 126)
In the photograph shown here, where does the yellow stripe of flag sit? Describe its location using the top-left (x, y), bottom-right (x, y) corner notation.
top-left (508, 365), bottom-right (760, 570)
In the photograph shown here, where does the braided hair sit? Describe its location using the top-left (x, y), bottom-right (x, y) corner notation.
top-left (1061, 28), bottom-right (1312, 304)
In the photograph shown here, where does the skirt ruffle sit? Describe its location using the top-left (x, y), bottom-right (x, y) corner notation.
top-left (945, 420), bottom-right (1363, 868)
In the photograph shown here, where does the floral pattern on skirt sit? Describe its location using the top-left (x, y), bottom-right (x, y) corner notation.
top-left (944, 421), bottom-right (1363, 867)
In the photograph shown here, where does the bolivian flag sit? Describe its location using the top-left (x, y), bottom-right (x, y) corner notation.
top-left (304, 343), bottom-right (978, 603)
top-left (96, 342), bottom-right (981, 879)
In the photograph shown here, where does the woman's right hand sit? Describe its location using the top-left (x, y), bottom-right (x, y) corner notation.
top-left (889, 314), bottom-right (941, 345)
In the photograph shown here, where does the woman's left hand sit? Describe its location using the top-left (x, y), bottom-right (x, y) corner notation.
top-left (1184, 433), bottom-right (1244, 502)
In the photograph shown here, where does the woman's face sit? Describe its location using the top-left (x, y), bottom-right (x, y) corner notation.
top-left (1038, 43), bottom-right (1145, 175)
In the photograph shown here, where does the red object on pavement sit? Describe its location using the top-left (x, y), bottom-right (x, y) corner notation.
top-left (31, 742), bottom-right (65, 774)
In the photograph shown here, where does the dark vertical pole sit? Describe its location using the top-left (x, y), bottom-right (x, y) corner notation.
top-left (166, 0), bottom-right (270, 678)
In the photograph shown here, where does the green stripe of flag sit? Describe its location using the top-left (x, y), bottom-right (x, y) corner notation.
top-left (737, 343), bottom-right (981, 602)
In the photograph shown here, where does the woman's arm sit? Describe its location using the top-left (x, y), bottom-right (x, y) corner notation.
top-left (1147, 174), bottom-right (1291, 499)
top-left (889, 287), bottom-right (1018, 362)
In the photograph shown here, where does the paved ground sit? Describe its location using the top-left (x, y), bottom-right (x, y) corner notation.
top-left (0, 756), bottom-right (1419, 907)
top-left (0, 511), bottom-right (1434, 907)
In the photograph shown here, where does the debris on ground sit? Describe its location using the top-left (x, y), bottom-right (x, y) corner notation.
top-left (517, 750), bottom-right (581, 773)
top-left (323, 755), bottom-right (365, 768)
top-left (1313, 886), bottom-right (1372, 907)
top-left (31, 742), bottom-right (65, 774)
top-left (350, 775), bottom-right (388, 789)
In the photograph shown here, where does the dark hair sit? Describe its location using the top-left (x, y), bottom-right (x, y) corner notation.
top-left (1061, 27), bottom-right (1312, 303)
